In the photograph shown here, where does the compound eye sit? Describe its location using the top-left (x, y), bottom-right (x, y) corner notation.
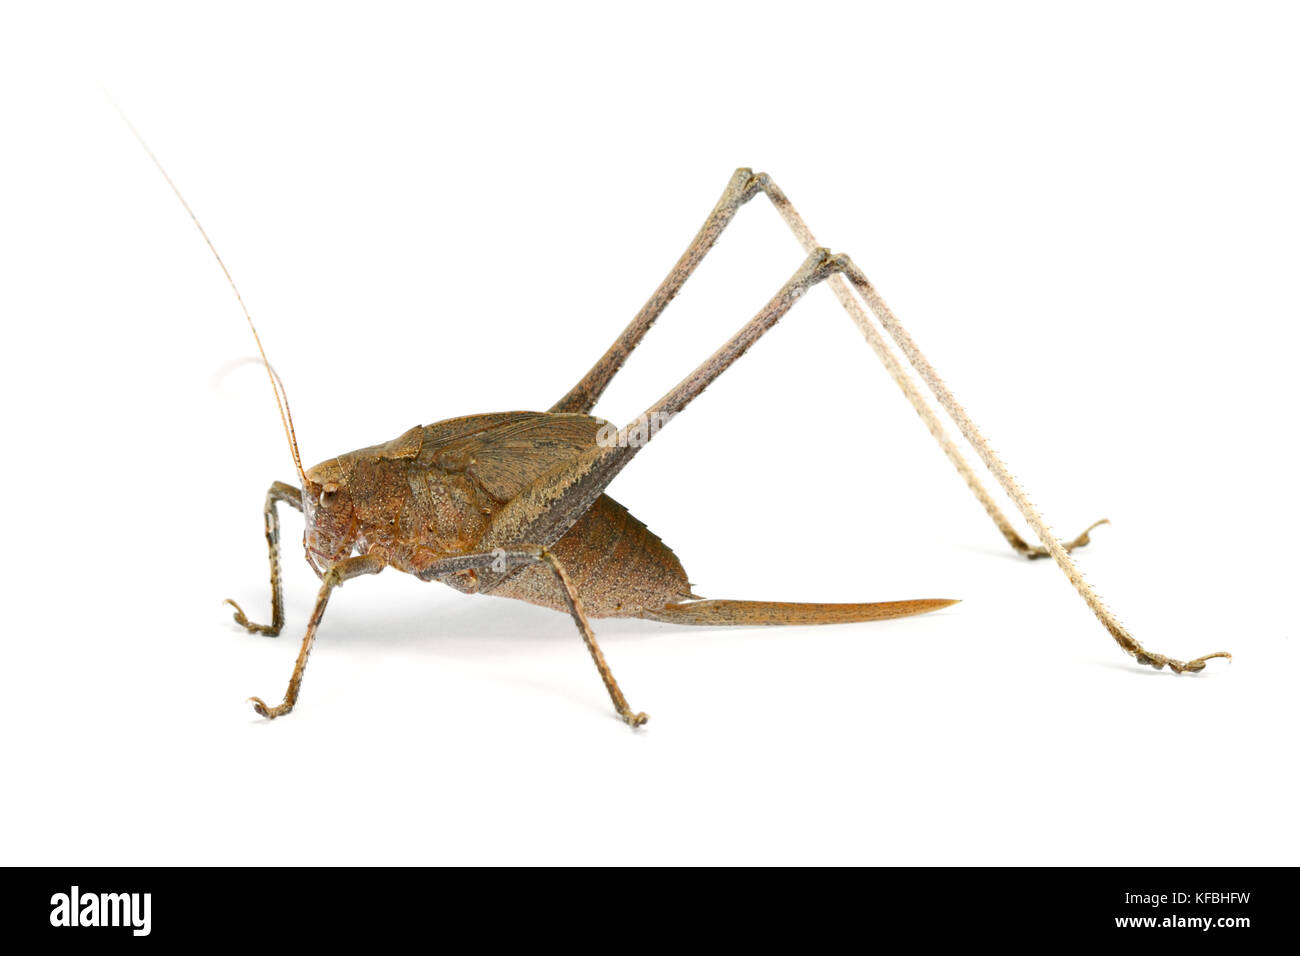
top-left (320, 482), bottom-right (341, 506)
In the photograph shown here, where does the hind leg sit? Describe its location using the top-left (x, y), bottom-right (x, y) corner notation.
top-left (504, 246), bottom-right (1228, 675)
top-left (553, 168), bottom-right (1105, 559)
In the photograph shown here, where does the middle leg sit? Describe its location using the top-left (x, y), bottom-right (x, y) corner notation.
top-left (248, 552), bottom-right (386, 719)
top-left (418, 546), bottom-right (648, 726)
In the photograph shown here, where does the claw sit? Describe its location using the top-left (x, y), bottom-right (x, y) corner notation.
top-left (1136, 650), bottom-right (1232, 673)
top-left (624, 711), bottom-right (650, 728)
top-left (1023, 518), bottom-right (1110, 560)
top-left (247, 696), bottom-right (291, 719)
top-left (225, 598), bottom-right (280, 636)
top-left (1173, 651), bottom-right (1233, 673)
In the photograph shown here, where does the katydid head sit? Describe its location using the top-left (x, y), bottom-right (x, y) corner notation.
top-left (301, 457), bottom-right (360, 574)
top-left (299, 428), bottom-right (425, 573)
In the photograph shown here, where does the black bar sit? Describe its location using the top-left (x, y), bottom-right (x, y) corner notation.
top-left (6, 866), bottom-right (1293, 945)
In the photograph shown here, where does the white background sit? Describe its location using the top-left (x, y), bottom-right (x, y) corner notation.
top-left (2, 2), bottom-right (1296, 866)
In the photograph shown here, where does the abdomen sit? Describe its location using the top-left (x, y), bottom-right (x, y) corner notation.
top-left (484, 494), bottom-right (695, 618)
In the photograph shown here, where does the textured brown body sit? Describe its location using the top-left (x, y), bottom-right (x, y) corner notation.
top-left (488, 494), bottom-right (695, 617)
top-left (301, 411), bottom-right (696, 619)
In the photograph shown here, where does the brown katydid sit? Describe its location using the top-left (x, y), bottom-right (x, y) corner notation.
top-left (124, 117), bottom-right (1230, 727)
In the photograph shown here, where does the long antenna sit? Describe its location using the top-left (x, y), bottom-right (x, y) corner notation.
top-left (107, 94), bottom-right (306, 483)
